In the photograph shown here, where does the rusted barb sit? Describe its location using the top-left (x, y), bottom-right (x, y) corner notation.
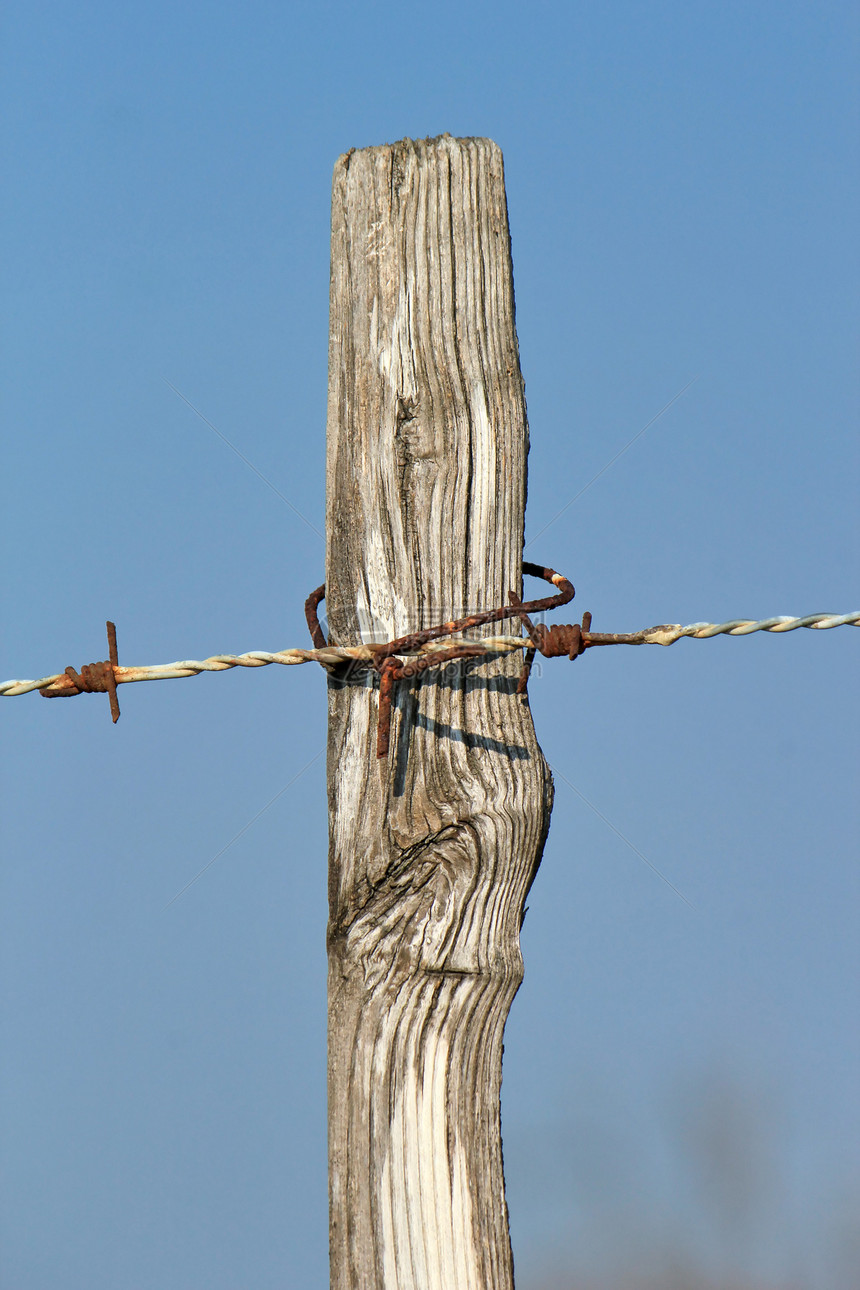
top-left (43, 621), bottom-right (121, 721)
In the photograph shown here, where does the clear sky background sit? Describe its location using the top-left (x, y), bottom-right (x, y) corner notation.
top-left (1, 4), bottom-right (857, 1288)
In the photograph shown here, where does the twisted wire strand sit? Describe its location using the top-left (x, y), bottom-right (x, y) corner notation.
top-left (2, 612), bottom-right (857, 700)
top-left (582, 610), bottom-right (860, 647)
top-left (676, 612), bottom-right (860, 638)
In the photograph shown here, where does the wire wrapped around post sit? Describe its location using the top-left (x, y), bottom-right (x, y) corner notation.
top-left (2, 561), bottom-right (857, 765)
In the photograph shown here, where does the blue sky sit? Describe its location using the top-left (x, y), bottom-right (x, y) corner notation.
top-left (1, 4), bottom-right (858, 1287)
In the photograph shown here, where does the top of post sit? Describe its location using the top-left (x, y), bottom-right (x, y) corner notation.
top-left (335, 133), bottom-right (504, 175)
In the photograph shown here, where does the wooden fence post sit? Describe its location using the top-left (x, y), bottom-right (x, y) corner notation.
top-left (325, 134), bottom-right (553, 1290)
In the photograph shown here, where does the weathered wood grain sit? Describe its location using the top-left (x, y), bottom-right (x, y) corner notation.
top-left (325, 134), bottom-right (553, 1290)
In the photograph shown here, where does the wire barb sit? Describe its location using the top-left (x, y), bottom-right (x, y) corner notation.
top-left (37, 621), bottom-right (121, 722)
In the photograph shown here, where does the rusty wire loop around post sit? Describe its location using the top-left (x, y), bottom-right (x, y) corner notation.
top-left (309, 563), bottom-right (577, 758)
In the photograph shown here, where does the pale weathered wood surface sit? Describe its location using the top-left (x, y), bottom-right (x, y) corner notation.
top-left (325, 134), bottom-right (553, 1290)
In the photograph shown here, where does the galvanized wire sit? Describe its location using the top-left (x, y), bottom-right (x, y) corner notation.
top-left (2, 611), bottom-right (857, 702)
top-left (576, 610), bottom-right (860, 647)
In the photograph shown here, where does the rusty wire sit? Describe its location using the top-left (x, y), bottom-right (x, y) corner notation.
top-left (315, 561), bottom-right (577, 756)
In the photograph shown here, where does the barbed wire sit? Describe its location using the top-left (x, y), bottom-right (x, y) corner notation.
top-left (2, 611), bottom-right (857, 702)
